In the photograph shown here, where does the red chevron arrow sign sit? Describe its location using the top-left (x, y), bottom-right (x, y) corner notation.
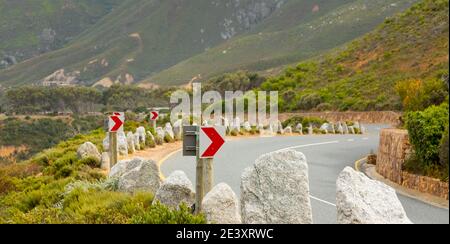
top-left (150, 111), bottom-right (159, 121)
top-left (199, 126), bottom-right (226, 158)
top-left (109, 112), bottom-right (124, 132)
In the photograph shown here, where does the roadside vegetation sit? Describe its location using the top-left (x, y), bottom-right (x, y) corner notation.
top-left (0, 117), bottom-right (205, 223)
top-left (259, 0), bottom-right (448, 112)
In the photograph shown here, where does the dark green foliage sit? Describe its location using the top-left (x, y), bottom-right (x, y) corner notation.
top-left (439, 126), bottom-right (449, 180)
top-left (145, 133), bottom-right (156, 148)
top-left (282, 116), bottom-right (328, 128)
top-left (405, 103), bottom-right (449, 179)
top-left (5, 86), bottom-right (103, 114)
top-left (78, 156), bottom-right (101, 168)
top-left (164, 134), bottom-right (174, 144)
top-left (103, 85), bottom-right (173, 112)
top-left (203, 71), bottom-right (265, 95)
top-left (0, 118), bottom-right (75, 158)
top-left (154, 136), bottom-right (163, 146)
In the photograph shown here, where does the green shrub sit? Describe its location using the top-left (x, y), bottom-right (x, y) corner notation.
top-left (230, 130), bottom-right (238, 136)
top-left (145, 134), bottom-right (156, 148)
top-left (316, 103), bottom-right (333, 111)
top-left (78, 156), bottom-right (100, 168)
top-left (439, 126), bottom-right (449, 181)
top-left (282, 116), bottom-right (327, 128)
top-left (154, 136), bottom-right (164, 145)
top-left (405, 103), bottom-right (449, 178)
top-left (131, 203), bottom-right (205, 224)
top-left (164, 134), bottom-right (174, 143)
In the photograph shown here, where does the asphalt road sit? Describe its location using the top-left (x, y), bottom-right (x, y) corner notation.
top-left (161, 124), bottom-right (449, 224)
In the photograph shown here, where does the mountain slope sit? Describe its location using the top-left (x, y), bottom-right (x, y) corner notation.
top-left (0, 0), bottom-right (120, 68)
top-left (0, 0), bottom-right (415, 87)
top-left (0, 0), bottom-right (296, 86)
top-left (143, 0), bottom-right (417, 86)
top-left (259, 0), bottom-right (449, 111)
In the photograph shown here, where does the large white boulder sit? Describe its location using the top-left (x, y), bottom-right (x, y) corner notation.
top-left (109, 157), bottom-right (162, 193)
top-left (201, 183), bottom-right (241, 224)
top-left (241, 149), bottom-right (313, 224)
top-left (336, 167), bottom-right (412, 224)
top-left (77, 142), bottom-right (101, 161)
top-left (154, 171), bottom-right (195, 209)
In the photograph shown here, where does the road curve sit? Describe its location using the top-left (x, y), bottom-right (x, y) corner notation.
top-left (161, 124), bottom-right (449, 224)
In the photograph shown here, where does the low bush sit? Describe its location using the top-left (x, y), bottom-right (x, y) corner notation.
top-left (154, 136), bottom-right (164, 145)
top-left (145, 134), bottom-right (156, 148)
top-left (164, 134), bottom-right (174, 143)
top-left (282, 116), bottom-right (328, 128)
top-left (405, 103), bottom-right (449, 180)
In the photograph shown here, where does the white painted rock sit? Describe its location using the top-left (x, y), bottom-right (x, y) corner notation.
top-left (336, 167), bottom-right (412, 224)
top-left (343, 123), bottom-right (349, 134)
top-left (320, 123), bottom-right (329, 133)
top-left (146, 131), bottom-right (155, 144)
top-left (277, 120), bottom-right (284, 134)
top-left (103, 132), bottom-right (128, 155)
top-left (110, 157), bottom-right (162, 193)
top-left (164, 123), bottom-right (175, 139)
top-left (173, 120), bottom-right (183, 140)
top-left (348, 126), bottom-right (355, 134)
top-left (134, 132), bottom-right (141, 150)
top-left (308, 125), bottom-right (313, 135)
top-left (156, 127), bottom-right (165, 140)
top-left (136, 126), bottom-right (146, 145)
top-left (202, 183), bottom-right (241, 224)
top-left (284, 126), bottom-right (293, 134)
top-left (241, 149), bottom-right (313, 224)
top-left (77, 142), bottom-right (101, 161)
top-left (360, 125), bottom-right (367, 134)
top-left (100, 152), bottom-right (110, 170)
top-left (154, 171), bottom-right (195, 209)
top-left (243, 121), bottom-right (252, 132)
top-left (118, 131), bottom-right (128, 156)
top-left (126, 132), bottom-right (136, 154)
top-left (296, 123), bottom-right (303, 134)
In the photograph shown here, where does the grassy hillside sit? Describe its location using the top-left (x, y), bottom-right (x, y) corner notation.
top-left (0, 0), bottom-right (120, 67)
top-left (0, 0), bottom-right (415, 87)
top-left (143, 0), bottom-right (417, 86)
top-left (259, 0), bottom-right (449, 112)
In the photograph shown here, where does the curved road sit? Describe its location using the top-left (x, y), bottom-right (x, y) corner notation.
top-left (161, 124), bottom-right (449, 224)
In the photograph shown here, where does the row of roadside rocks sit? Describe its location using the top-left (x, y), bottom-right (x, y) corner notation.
top-left (99, 121), bottom-right (184, 170)
top-left (204, 117), bottom-right (366, 136)
top-left (106, 149), bottom-right (412, 224)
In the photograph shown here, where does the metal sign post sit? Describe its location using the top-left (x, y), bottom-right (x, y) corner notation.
top-left (183, 125), bottom-right (225, 214)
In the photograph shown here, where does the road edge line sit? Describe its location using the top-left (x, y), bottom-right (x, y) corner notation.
top-left (158, 149), bottom-right (182, 180)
